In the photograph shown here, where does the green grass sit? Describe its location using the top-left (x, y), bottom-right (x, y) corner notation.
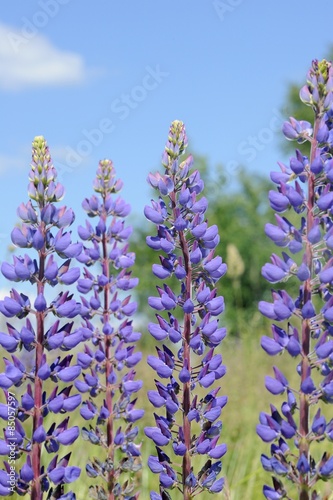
top-left (4, 319), bottom-right (333, 499)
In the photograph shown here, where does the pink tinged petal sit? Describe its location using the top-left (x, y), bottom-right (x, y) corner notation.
top-left (56, 426), bottom-right (79, 445)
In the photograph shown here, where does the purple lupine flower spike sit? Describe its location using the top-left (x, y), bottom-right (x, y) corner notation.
top-left (0, 137), bottom-right (82, 498)
top-left (76, 159), bottom-right (143, 498)
top-left (258, 60), bottom-right (333, 499)
top-left (144, 121), bottom-right (227, 499)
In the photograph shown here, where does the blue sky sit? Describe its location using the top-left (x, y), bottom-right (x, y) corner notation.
top-left (1, 0), bottom-right (333, 261)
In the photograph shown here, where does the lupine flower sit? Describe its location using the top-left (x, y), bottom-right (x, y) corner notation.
top-left (0, 137), bottom-right (82, 498)
top-left (144, 121), bottom-right (227, 498)
top-left (75, 159), bottom-right (143, 498)
top-left (258, 60), bottom-right (333, 499)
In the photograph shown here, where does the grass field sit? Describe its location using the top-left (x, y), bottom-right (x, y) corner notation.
top-left (67, 313), bottom-right (333, 498)
top-left (2, 313), bottom-right (333, 499)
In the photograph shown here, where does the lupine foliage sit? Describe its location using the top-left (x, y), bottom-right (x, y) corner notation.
top-left (143, 121), bottom-right (228, 499)
top-left (0, 60), bottom-right (333, 500)
top-left (258, 59), bottom-right (333, 499)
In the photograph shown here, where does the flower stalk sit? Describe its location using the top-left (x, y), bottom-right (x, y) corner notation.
top-left (0, 136), bottom-right (83, 499)
top-left (144, 121), bottom-right (228, 499)
top-left (258, 60), bottom-right (333, 499)
top-left (75, 159), bottom-right (143, 499)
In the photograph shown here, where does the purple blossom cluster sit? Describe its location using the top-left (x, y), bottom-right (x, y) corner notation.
top-left (258, 60), bottom-right (333, 499)
top-left (0, 137), bottom-right (82, 499)
top-left (0, 141), bottom-right (142, 500)
top-left (144, 120), bottom-right (228, 499)
top-left (75, 159), bottom-right (143, 499)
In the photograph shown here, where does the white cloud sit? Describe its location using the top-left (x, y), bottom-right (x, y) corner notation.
top-left (0, 22), bottom-right (88, 90)
top-left (0, 154), bottom-right (26, 174)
